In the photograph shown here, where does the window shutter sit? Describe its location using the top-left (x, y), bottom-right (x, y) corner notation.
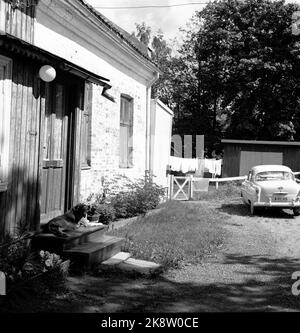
top-left (119, 95), bottom-right (134, 168)
top-left (128, 100), bottom-right (134, 168)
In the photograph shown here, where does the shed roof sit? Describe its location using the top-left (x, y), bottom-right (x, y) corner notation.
top-left (222, 139), bottom-right (300, 146)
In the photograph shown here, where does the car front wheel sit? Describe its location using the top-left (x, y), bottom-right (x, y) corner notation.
top-left (293, 208), bottom-right (300, 216)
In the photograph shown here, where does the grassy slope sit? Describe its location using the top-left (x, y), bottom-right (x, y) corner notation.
top-left (109, 199), bottom-right (228, 270)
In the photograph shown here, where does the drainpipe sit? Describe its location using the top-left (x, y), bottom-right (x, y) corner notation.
top-left (145, 72), bottom-right (159, 178)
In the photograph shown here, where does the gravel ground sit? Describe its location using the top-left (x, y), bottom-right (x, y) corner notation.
top-left (164, 198), bottom-right (300, 311)
top-left (21, 198), bottom-right (300, 313)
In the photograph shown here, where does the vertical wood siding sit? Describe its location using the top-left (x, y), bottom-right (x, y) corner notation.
top-left (0, 57), bottom-right (42, 237)
top-left (223, 142), bottom-right (300, 177)
top-left (0, 0), bottom-right (37, 43)
top-left (222, 144), bottom-right (241, 177)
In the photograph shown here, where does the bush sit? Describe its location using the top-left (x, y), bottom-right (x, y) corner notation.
top-left (39, 251), bottom-right (70, 289)
top-left (83, 176), bottom-right (165, 221)
top-left (0, 234), bottom-right (33, 286)
top-left (111, 178), bottom-right (165, 219)
top-left (87, 203), bottom-right (116, 224)
top-left (96, 204), bottom-right (116, 225)
top-left (110, 192), bottom-right (139, 219)
top-left (0, 235), bottom-right (70, 302)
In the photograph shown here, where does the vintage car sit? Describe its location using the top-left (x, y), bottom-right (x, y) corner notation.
top-left (241, 165), bottom-right (300, 216)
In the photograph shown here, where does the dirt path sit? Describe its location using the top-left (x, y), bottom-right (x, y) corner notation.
top-left (45, 198), bottom-right (300, 313)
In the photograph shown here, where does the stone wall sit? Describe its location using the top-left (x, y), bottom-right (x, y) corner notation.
top-left (80, 78), bottom-right (148, 200)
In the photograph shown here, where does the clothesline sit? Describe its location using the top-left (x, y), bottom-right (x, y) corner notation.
top-left (169, 156), bottom-right (223, 177)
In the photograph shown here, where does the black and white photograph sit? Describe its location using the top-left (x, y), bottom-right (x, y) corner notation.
top-left (1, 0), bottom-right (300, 320)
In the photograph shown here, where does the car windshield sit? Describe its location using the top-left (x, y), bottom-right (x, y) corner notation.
top-left (255, 171), bottom-right (295, 182)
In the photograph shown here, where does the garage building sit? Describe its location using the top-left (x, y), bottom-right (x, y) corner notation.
top-left (222, 140), bottom-right (300, 177)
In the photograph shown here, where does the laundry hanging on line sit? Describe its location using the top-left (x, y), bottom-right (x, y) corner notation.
top-left (204, 159), bottom-right (222, 177)
top-left (169, 156), bottom-right (223, 176)
top-left (169, 157), bottom-right (198, 173)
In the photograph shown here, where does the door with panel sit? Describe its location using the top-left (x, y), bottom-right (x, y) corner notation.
top-left (40, 81), bottom-right (71, 223)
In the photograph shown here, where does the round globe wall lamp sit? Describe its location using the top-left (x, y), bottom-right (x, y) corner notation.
top-left (39, 65), bottom-right (56, 82)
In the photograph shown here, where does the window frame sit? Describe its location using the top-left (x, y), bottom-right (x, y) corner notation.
top-left (0, 55), bottom-right (12, 192)
top-left (119, 94), bottom-right (134, 169)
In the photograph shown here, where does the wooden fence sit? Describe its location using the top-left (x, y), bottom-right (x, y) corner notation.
top-left (168, 175), bottom-right (248, 201)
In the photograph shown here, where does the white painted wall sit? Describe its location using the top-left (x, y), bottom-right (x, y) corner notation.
top-left (150, 99), bottom-right (173, 187)
top-left (33, 0), bottom-right (159, 199)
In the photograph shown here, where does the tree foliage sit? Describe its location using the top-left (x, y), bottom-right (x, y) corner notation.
top-left (132, 23), bottom-right (173, 100)
top-left (134, 1), bottom-right (300, 155)
top-left (196, 0), bottom-right (300, 143)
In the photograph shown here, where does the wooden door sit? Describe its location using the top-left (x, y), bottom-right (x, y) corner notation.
top-left (40, 82), bottom-right (70, 223)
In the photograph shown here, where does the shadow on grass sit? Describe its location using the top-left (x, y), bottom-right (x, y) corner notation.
top-left (14, 254), bottom-right (298, 313)
top-left (218, 202), bottom-right (295, 219)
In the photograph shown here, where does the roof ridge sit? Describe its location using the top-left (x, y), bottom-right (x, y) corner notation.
top-left (77, 0), bottom-right (157, 66)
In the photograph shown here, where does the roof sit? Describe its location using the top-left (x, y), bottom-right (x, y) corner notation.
top-left (222, 139), bottom-right (300, 146)
top-left (154, 99), bottom-right (174, 117)
top-left (0, 32), bottom-right (111, 88)
top-left (78, 0), bottom-right (156, 65)
top-left (251, 165), bottom-right (293, 174)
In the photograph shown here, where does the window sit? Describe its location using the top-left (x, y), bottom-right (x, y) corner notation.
top-left (255, 171), bottom-right (295, 182)
top-left (119, 95), bottom-right (134, 168)
top-left (81, 81), bottom-right (92, 169)
top-left (0, 55), bottom-right (12, 192)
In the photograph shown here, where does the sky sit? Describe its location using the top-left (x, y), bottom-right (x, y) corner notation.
top-left (86, 0), bottom-right (300, 43)
top-left (86, 0), bottom-right (208, 42)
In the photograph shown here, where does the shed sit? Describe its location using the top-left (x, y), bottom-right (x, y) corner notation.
top-left (222, 140), bottom-right (300, 177)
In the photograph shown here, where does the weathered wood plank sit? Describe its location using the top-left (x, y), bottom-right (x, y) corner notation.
top-left (8, 60), bottom-right (23, 233)
top-left (15, 62), bottom-right (29, 234)
top-left (25, 66), bottom-right (35, 228)
top-left (2, 59), bottom-right (41, 236)
top-left (2, 0), bottom-right (36, 43)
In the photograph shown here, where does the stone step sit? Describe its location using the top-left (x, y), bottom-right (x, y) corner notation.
top-left (31, 225), bottom-right (108, 254)
top-left (63, 235), bottom-right (125, 269)
top-left (118, 258), bottom-right (162, 276)
top-left (101, 252), bottom-right (132, 266)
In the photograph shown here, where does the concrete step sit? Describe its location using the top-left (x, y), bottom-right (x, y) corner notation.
top-left (31, 225), bottom-right (108, 254)
top-left (101, 252), bottom-right (132, 266)
top-left (101, 256), bottom-right (162, 276)
top-left (63, 235), bottom-right (125, 269)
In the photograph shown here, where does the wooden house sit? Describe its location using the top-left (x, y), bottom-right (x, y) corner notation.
top-left (0, 0), bottom-right (161, 238)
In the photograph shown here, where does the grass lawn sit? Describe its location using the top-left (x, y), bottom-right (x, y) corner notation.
top-left (194, 182), bottom-right (242, 201)
top-left (109, 198), bottom-right (229, 271)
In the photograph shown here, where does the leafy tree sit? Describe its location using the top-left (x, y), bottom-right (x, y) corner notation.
top-left (132, 22), bottom-right (152, 46)
top-left (183, 0), bottom-right (300, 149)
top-left (132, 23), bottom-right (173, 100)
top-left (134, 1), bottom-right (300, 156)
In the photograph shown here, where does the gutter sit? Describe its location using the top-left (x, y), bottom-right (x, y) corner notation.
top-left (145, 72), bottom-right (160, 176)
